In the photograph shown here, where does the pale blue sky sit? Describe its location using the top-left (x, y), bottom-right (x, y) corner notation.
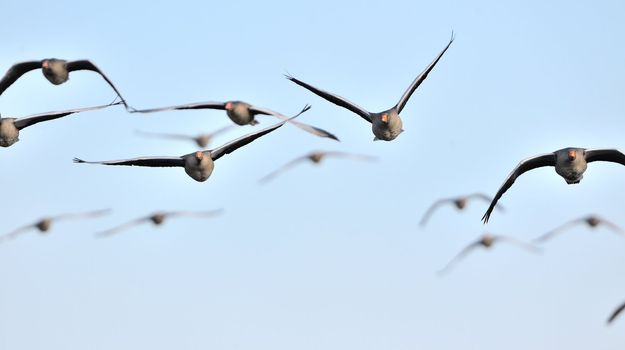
top-left (1, 0), bottom-right (624, 349)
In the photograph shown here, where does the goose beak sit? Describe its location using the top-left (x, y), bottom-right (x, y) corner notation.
top-left (195, 151), bottom-right (204, 161)
top-left (42, 60), bottom-right (49, 69)
top-left (225, 102), bottom-right (233, 110)
top-left (380, 113), bottom-right (389, 123)
top-left (568, 150), bottom-right (577, 160)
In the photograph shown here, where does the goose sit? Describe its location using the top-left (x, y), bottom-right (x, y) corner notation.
top-left (135, 125), bottom-right (235, 148)
top-left (482, 148), bottom-right (625, 223)
top-left (258, 150), bottom-right (376, 183)
top-left (0, 102), bottom-right (121, 147)
top-left (285, 34), bottom-right (454, 141)
top-left (74, 106), bottom-right (309, 182)
top-left (0, 59), bottom-right (129, 109)
top-left (533, 215), bottom-right (625, 243)
top-left (438, 233), bottom-right (539, 275)
top-left (131, 100), bottom-right (338, 141)
top-left (0, 209), bottom-right (110, 243)
top-left (96, 209), bottom-right (223, 237)
top-left (419, 193), bottom-right (503, 227)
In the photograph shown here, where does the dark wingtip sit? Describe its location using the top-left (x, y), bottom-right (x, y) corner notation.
top-left (481, 212), bottom-right (490, 224)
top-left (73, 157), bottom-right (85, 163)
top-left (449, 30), bottom-right (455, 43)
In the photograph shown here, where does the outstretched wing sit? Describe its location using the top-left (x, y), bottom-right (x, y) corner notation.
top-left (395, 32), bottom-right (455, 113)
top-left (135, 130), bottom-right (196, 141)
top-left (419, 198), bottom-right (454, 227)
top-left (608, 301), bottom-right (625, 324)
top-left (96, 217), bottom-right (150, 237)
top-left (73, 156), bottom-right (185, 167)
top-left (51, 208), bottom-right (112, 222)
top-left (250, 104), bottom-right (339, 141)
top-left (65, 60), bottom-right (130, 109)
top-left (165, 209), bottom-right (224, 219)
top-left (0, 224), bottom-right (36, 243)
top-left (323, 151), bottom-right (377, 162)
top-left (597, 217), bottom-right (625, 236)
top-left (0, 60), bottom-right (42, 96)
top-left (285, 74), bottom-right (372, 123)
top-left (258, 156), bottom-right (310, 184)
top-left (14, 102), bottom-right (121, 130)
top-left (210, 110), bottom-right (304, 161)
top-left (437, 241), bottom-right (482, 276)
top-left (533, 219), bottom-right (584, 243)
top-left (495, 235), bottom-right (541, 253)
top-left (585, 148), bottom-right (625, 166)
top-left (482, 153), bottom-right (555, 223)
top-left (130, 101), bottom-right (227, 113)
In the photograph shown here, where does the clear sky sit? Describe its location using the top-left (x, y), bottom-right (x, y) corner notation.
top-left (1, 0), bottom-right (624, 349)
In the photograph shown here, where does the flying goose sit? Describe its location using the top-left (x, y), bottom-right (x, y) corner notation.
top-left (533, 215), bottom-right (625, 243)
top-left (482, 148), bottom-right (625, 223)
top-left (438, 233), bottom-right (539, 275)
top-left (285, 34), bottom-right (454, 141)
top-left (135, 125), bottom-right (236, 148)
top-left (74, 106), bottom-right (309, 182)
top-left (258, 150), bottom-right (377, 183)
top-left (0, 209), bottom-right (110, 243)
top-left (0, 102), bottom-right (122, 147)
top-left (419, 193), bottom-right (503, 227)
top-left (130, 100), bottom-right (338, 141)
top-left (96, 209), bottom-right (223, 237)
top-left (0, 59), bottom-right (130, 109)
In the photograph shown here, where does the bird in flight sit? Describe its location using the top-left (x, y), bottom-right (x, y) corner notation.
top-left (258, 150), bottom-right (377, 183)
top-left (0, 59), bottom-right (130, 109)
top-left (438, 233), bottom-right (539, 275)
top-left (135, 125), bottom-right (236, 148)
top-left (130, 100), bottom-right (338, 141)
top-left (419, 193), bottom-right (503, 227)
top-left (96, 209), bottom-right (223, 237)
top-left (74, 106), bottom-right (310, 182)
top-left (482, 148), bottom-right (625, 223)
top-left (0, 102), bottom-right (122, 147)
top-left (285, 33), bottom-right (454, 141)
top-left (533, 215), bottom-right (625, 243)
top-left (0, 209), bottom-right (110, 243)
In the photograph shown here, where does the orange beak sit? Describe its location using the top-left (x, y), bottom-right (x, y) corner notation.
top-left (42, 60), bottom-right (49, 69)
top-left (568, 150), bottom-right (577, 160)
top-left (225, 102), bottom-right (233, 110)
top-left (380, 114), bottom-right (389, 123)
top-left (195, 151), bottom-right (204, 160)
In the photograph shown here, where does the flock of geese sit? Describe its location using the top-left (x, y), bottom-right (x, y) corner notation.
top-left (1, 33), bottom-right (624, 326)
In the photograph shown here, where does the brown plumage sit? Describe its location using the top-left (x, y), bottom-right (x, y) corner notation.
top-left (258, 150), bottom-right (377, 183)
top-left (130, 100), bottom-right (339, 141)
top-left (419, 193), bottom-right (503, 227)
top-left (96, 209), bottom-right (223, 237)
top-left (286, 33), bottom-right (454, 141)
top-left (0, 209), bottom-right (110, 243)
top-left (438, 233), bottom-right (540, 275)
top-left (482, 147), bottom-right (625, 223)
top-left (533, 215), bottom-right (625, 243)
top-left (74, 106), bottom-right (309, 182)
top-left (0, 59), bottom-right (130, 109)
top-left (135, 125), bottom-right (235, 148)
top-left (0, 102), bottom-right (121, 147)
